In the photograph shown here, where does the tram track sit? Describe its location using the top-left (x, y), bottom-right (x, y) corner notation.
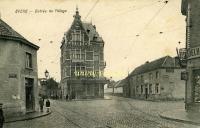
top-left (51, 101), bottom-right (112, 128)
top-left (51, 106), bottom-right (83, 128)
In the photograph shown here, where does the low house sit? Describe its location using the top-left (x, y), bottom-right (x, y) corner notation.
top-left (0, 18), bottom-right (39, 116)
top-left (125, 56), bottom-right (185, 100)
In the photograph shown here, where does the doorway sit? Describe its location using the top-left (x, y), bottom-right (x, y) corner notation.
top-left (25, 78), bottom-right (34, 112)
top-left (145, 87), bottom-right (148, 99)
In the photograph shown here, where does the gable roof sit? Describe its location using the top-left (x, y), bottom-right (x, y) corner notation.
top-left (0, 19), bottom-right (39, 50)
top-left (130, 56), bottom-right (176, 76)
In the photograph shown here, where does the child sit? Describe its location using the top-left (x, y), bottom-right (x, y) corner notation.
top-left (39, 98), bottom-right (44, 112)
top-left (46, 99), bottom-right (50, 112)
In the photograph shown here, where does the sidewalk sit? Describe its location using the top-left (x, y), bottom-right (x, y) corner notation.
top-left (5, 110), bottom-right (51, 123)
top-left (160, 109), bottom-right (200, 126)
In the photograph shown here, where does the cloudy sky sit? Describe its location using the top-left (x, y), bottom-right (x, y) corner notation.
top-left (0, 0), bottom-right (186, 81)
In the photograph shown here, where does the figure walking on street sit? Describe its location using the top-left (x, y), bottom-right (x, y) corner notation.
top-left (46, 99), bottom-right (50, 112)
top-left (66, 94), bottom-right (68, 101)
top-left (0, 103), bottom-right (5, 128)
top-left (39, 98), bottom-right (44, 112)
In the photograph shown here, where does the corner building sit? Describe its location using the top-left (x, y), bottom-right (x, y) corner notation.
top-left (0, 18), bottom-right (39, 116)
top-left (181, 0), bottom-right (200, 111)
top-left (60, 8), bottom-right (107, 99)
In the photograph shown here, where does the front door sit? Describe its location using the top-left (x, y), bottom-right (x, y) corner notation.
top-left (25, 78), bottom-right (34, 112)
top-left (193, 70), bottom-right (200, 102)
top-left (145, 88), bottom-right (148, 99)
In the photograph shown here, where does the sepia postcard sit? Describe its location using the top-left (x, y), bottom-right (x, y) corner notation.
top-left (0, 0), bottom-right (200, 128)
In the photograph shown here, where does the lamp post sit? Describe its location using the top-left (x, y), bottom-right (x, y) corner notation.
top-left (109, 77), bottom-right (114, 95)
top-left (45, 70), bottom-right (49, 79)
top-left (44, 70), bottom-right (49, 98)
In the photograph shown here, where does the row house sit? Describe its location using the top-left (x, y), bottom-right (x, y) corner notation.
top-left (124, 56), bottom-right (185, 100)
top-left (60, 8), bottom-right (107, 99)
top-left (0, 18), bottom-right (39, 116)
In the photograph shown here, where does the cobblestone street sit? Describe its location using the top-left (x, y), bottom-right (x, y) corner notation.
top-left (4, 96), bottom-right (199, 128)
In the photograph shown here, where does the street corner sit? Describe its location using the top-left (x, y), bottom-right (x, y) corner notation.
top-left (160, 109), bottom-right (200, 126)
top-left (5, 110), bottom-right (52, 123)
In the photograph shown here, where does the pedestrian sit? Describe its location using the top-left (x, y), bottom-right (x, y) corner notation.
top-left (66, 94), bottom-right (68, 101)
top-left (46, 99), bottom-right (50, 113)
top-left (39, 98), bottom-right (44, 112)
top-left (0, 103), bottom-right (5, 128)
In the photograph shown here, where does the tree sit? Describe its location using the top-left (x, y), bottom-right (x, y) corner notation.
top-left (46, 78), bottom-right (59, 98)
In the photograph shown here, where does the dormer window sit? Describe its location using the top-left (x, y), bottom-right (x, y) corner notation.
top-left (87, 29), bottom-right (90, 33)
top-left (93, 34), bottom-right (98, 41)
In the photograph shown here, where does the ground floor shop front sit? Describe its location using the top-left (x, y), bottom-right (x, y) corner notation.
top-left (61, 79), bottom-right (107, 99)
top-left (185, 58), bottom-right (200, 112)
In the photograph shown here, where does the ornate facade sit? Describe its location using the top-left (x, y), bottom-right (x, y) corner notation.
top-left (60, 8), bottom-right (107, 99)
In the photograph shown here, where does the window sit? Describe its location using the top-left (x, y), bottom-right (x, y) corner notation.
top-left (149, 73), bottom-right (153, 80)
top-left (155, 83), bottom-right (160, 94)
top-left (86, 51), bottom-right (93, 60)
top-left (65, 50), bottom-right (70, 60)
top-left (80, 66), bottom-right (86, 76)
top-left (75, 66), bottom-right (81, 77)
top-left (71, 66), bottom-right (75, 77)
top-left (81, 34), bottom-right (84, 42)
top-left (141, 85), bottom-right (143, 94)
top-left (71, 49), bottom-right (76, 59)
top-left (76, 49), bottom-right (80, 59)
top-left (25, 52), bottom-right (32, 68)
top-left (81, 52), bottom-right (85, 60)
top-left (94, 55), bottom-right (99, 61)
top-left (149, 84), bottom-right (152, 94)
top-left (77, 34), bottom-right (80, 41)
top-left (156, 71), bottom-right (159, 79)
top-left (65, 67), bottom-right (70, 77)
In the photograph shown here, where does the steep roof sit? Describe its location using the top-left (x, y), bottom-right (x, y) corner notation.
top-left (82, 22), bottom-right (103, 42)
top-left (130, 56), bottom-right (176, 76)
top-left (0, 19), bottom-right (39, 50)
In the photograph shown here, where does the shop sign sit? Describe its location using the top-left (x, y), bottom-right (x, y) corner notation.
top-left (9, 74), bottom-right (17, 78)
top-left (187, 46), bottom-right (200, 59)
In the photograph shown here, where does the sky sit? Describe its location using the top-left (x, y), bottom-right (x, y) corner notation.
top-left (0, 0), bottom-right (186, 81)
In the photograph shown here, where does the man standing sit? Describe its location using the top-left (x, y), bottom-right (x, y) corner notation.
top-left (45, 99), bottom-right (50, 112)
top-left (0, 103), bottom-right (5, 128)
top-left (39, 98), bottom-right (44, 112)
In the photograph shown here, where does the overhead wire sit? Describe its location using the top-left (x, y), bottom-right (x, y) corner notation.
top-left (84, 0), bottom-right (100, 21)
top-left (48, 0), bottom-right (161, 64)
top-left (123, 0), bottom-right (170, 60)
top-left (95, 0), bottom-right (160, 24)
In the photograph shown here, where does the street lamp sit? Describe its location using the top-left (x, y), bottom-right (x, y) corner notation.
top-left (45, 70), bottom-right (49, 79)
top-left (109, 77), bottom-right (114, 95)
top-left (44, 70), bottom-right (49, 98)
